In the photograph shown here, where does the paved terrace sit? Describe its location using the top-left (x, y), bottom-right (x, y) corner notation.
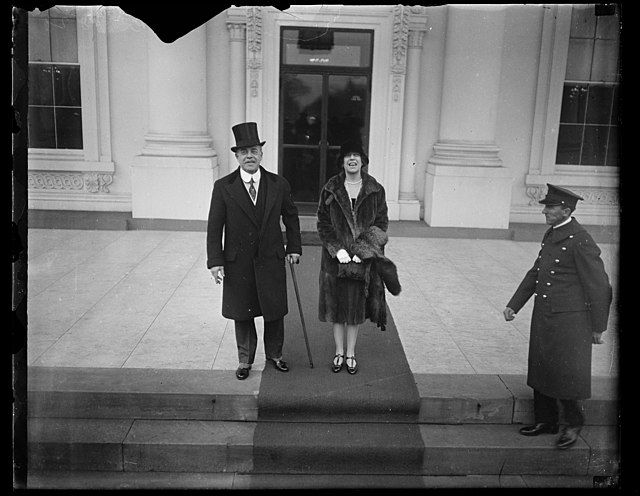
top-left (24, 223), bottom-right (619, 379)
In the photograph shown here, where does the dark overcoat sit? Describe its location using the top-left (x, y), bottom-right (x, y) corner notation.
top-left (316, 170), bottom-right (392, 328)
top-left (507, 218), bottom-right (612, 399)
top-left (206, 166), bottom-right (301, 321)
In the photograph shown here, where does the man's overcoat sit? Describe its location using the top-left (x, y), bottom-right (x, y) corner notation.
top-left (507, 218), bottom-right (612, 399)
top-left (316, 170), bottom-right (392, 328)
top-left (206, 166), bottom-right (301, 322)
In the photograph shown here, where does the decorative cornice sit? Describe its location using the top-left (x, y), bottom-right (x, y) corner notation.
top-left (408, 30), bottom-right (425, 48)
top-left (408, 5), bottom-right (429, 48)
top-left (226, 22), bottom-right (246, 42)
top-left (526, 185), bottom-right (619, 206)
top-left (392, 75), bottom-right (403, 102)
top-left (246, 7), bottom-right (263, 97)
top-left (28, 172), bottom-right (113, 193)
top-left (391, 5), bottom-right (409, 74)
top-left (246, 7), bottom-right (262, 60)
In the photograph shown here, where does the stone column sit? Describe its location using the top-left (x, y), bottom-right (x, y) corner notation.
top-left (398, 12), bottom-right (428, 220)
top-left (131, 25), bottom-right (218, 221)
top-left (424, 5), bottom-right (512, 229)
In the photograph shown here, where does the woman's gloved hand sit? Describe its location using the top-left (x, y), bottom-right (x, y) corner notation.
top-left (336, 249), bottom-right (351, 264)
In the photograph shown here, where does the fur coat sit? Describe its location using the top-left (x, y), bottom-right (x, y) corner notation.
top-left (317, 171), bottom-right (400, 330)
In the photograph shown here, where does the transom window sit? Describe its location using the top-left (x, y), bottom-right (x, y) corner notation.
top-left (556, 4), bottom-right (620, 167)
top-left (28, 7), bottom-right (83, 150)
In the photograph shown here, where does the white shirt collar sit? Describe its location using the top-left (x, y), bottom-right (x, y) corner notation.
top-left (239, 167), bottom-right (261, 184)
top-left (553, 217), bottom-right (573, 229)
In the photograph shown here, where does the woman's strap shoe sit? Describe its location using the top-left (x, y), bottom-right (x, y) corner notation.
top-left (346, 356), bottom-right (358, 375)
top-left (332, 354), bottom-right (344, 373)
top-left (268, 358), bottom-right (289, 372)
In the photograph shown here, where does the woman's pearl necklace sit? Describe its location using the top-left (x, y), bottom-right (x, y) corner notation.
top-left (345, 179), bottom-right (362, 185)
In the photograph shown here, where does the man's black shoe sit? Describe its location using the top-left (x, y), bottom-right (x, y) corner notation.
top-left (556, 426), bottom-right (581, 449)
top-left (235, 366), bottom-right (250, 380)
top-left (268, 358), bottom-right (289, 372)
top-left (519, 422), bottom-right (559, 436)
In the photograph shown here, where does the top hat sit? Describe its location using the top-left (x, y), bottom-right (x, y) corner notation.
top-left (539, 183), bottom-right (584, 210)
top-left (336, 140), bottom-right (369, 168)
top-left (231, 122), bottom-right (266, 152)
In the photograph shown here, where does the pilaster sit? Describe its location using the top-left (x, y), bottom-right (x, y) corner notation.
top-left (131, 25), bottom-right (218, 221)
top-left (424, 5), bottom-right (512, 228)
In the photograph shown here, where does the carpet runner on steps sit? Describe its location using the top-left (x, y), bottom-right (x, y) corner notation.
top-left (253, 245), bottom-right (424, 476)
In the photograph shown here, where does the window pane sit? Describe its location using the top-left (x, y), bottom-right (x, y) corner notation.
top-left (327, 75), bottom-right (368, 147)
top-left (282, 147), bottom-right (320, 203)
top-left (28, 16), bottom-right (51, 62)
top-left (50, 17), bottom-right (78, 63)
top-left (586, 85), bottom-right (613, 124)
top-left (559, 84), bottom-right (587, 124)
top-left (580, 126), bottom-right (609, 166)
top-left (596, 11), bottom-right (620, 40)
top-left (606, 127), bottom-right (618, 167)
top-left (283, 28), bottom-right (372, 68)
top-left (556, 125), bottom-right (583, 165)
top-left (591, 39), bottom-right (619, 82)
top-left (54, 65), bottom-right (82, 106)
top-left (282, 73), bottom-right (323, 145)
top-left (28, 65), bottom-right (54, 105)
top-left (565, 39), bottom-right (593, 81)
top-left (55, 107), bottom-right (83, 149)
top-left (28, 107), bottom-right (56, 148)
top-left (570, 4), bottom-right (596, 38)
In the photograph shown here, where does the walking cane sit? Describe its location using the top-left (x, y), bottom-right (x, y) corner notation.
top-left (288, 259), bottom-right (314, 368)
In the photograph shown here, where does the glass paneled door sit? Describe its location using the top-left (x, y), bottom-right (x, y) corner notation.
top-left (279, 28), bottom-right (373, 210)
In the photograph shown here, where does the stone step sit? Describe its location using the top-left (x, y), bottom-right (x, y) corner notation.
top-left (27, 470), bottom-right (618, 489)
top-left (28, 417), bottom-right (618, 477)
top-left (28, 367), bottom-right (619, 426)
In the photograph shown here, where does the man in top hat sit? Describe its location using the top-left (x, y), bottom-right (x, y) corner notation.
top-left (207, 122), bottom-right (302, 380)
top-left (503, 184), bottom-right (613, 449)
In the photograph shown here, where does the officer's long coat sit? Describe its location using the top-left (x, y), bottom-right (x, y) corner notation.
top-left (507, 218), bottom-right (612, 399)
top-left (206, 166), bottom-right (301, 321)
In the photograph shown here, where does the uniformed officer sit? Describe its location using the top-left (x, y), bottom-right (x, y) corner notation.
top-left (503, 184), bottom-right (613, 449)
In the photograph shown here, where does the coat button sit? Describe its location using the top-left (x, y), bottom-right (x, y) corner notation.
top-left (535, 280), bottom-right (539, 284)
top-left (569, 235), bottom-right (574, 239)
top-left (555, 259), bottom-right (560, 263)
top-left (534, 293), bottom-right (538, 296)
top-left (550, 270), bottom-right (555, 274)
top-left (542, 295), bottom-right (547, 298)
top-left (561, 247), bottom-right (567, 251)
top-left (546, 282), bottom-right (551, 286)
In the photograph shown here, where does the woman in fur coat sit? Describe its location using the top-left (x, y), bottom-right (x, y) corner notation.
top-left (317, 141), bottom-right (400, 375)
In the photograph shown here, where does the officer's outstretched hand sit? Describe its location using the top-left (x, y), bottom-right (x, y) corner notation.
top-left (503, 307), bottom-right (516, 321)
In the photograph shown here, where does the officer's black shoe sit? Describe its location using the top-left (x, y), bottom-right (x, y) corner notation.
top-left (519, 422), bottom-right (559, 436)
top-left (556, 426), bottom-right (582, 449)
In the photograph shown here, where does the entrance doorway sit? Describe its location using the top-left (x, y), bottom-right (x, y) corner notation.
top-left (279, 27), bottom-right (373, 212)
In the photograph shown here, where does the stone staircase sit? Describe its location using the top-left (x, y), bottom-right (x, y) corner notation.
top-left (26, 367), bottom-right (620, 489)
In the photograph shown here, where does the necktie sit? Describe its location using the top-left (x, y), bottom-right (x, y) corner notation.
top-left (249, 178), bottom-right (256, 202)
